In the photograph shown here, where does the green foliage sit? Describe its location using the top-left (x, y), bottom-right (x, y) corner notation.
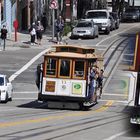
top-left (63, 23), bottom-right (71, 36)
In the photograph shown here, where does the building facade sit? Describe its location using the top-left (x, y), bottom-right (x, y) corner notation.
top-left (0, 0), bottom-right (15, 35)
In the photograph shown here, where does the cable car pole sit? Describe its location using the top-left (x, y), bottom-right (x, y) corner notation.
top-left (52, 8), bottom-right (55, 41)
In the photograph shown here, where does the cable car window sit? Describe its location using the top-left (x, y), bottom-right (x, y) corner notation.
top-left (73, 60), bottom-right (85, 78)
top-left (46, 58), bottom-right (57, 76)
top-left (59, 59), bottom-right (71, 77)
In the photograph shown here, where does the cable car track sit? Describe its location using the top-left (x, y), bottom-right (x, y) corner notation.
top-left (0, 112), bottom-right (128, 139)
top-left (102, 37), bottom-right (130, 90)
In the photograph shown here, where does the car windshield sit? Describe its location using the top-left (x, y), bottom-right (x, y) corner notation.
top-left (86, 11), bottom-right (107, 19)
top-left (76, 22), bottom-right (92, 27)
top-left (0, 77), bottom-right (4, 86)
top-left (125, 9), bottom-right (139, 13)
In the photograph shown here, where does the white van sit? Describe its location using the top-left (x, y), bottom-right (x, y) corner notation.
top-left (85, 9), bottom-right (111, 34)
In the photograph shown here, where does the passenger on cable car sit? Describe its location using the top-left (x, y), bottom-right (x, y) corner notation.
top-left (88, 66), bottom-right (99, 104)
top-left (97, 69), bottom-right (104, 99)
top-left (60, 60), bottom-right (70, 76)
top-left (35, 63), bottom-right (43, 89)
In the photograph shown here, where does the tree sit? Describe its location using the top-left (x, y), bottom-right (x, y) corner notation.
top-left (62, 0), bottom-right (66, 21)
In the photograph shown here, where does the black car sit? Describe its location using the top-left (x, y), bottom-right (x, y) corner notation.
top-left (109, 15), bottom-right (115, 31)
top-left (122, 8), bottom-right (140, 22)
top-left (110, 12), bottom-right (120, 29)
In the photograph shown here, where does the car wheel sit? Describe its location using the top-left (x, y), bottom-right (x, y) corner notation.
top-left (70, 36), bottom-right (77, 40)
top-left (105, 28), bottom-right (110, 35)
top-left (96, 30), bottom-right (99, 38)
top-left (92, 34), bottom-right (95, 39)
top-left (9, 97), bottom-right (12, 101)
top-left (3, 92), bottom-right (8, 103)
top-left (131, 124), bottom-right (139, 132)
top-left (96, 34), bottom-right (99, 38)
top-left (70, 34), bottom-right (74, 39)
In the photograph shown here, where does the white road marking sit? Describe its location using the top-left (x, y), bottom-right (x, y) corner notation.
top-left (13, 98), bottom-right (36, 100)
top-left (96, 24), bottom-right (139, 46)
top-left (13, 91), bottom-right (38, 94)
top-left (103, 130), bottom-right (130, 140)
top-left (0, 108), bottom-right (23, 112)
top-left (9, 48), bottom-right (51, 82)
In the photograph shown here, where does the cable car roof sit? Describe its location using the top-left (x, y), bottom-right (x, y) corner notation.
top-left (51, 45), bottom-right (95, 54)
top-left (44, 45), bottom-right (103, 59)
top-left (51, 45), bottom-right (95, 50)
top-left (44, 52), bottom-right (99, 59)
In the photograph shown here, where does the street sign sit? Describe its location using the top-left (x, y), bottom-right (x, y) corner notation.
top-left (49, 0), bottom-right (58, 9)
top-left (13, 20), bottom-right (18, 29)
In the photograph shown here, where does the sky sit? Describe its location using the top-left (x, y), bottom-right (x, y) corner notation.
top-left (135, 0), bottom-right (140, 6)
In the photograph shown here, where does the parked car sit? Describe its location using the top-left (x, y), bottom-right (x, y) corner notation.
top-left (0, 74), bottom-right (13, 103)
top-left (70, 20), bottom-right (99, 39)
top-left (110, 12), bottom-right (120, 29)
top-left (85, 9), bottom-right (111, 34)
top-left (109, 15), bottom-right (116, 31)
top-left (122, 8), bottom-right (140, 22)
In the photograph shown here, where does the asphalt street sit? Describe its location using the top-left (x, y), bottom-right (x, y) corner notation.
top-left (0, 23), bottom-right (140, 140)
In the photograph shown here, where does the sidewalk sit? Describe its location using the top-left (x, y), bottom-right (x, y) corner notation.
top-left (0, 28), bottom-right (71, 51)
top-left (4, 32), bottom-right (54, 50)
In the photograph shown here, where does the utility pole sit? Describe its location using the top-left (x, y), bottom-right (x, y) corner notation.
top-left (28, 0), bottom-right (31, 27)
top-left (132, 0), bottom-right (135, 7)
top-left (70, 0), bottom-right (73, 29)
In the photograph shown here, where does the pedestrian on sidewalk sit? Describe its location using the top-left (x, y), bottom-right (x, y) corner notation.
top-left (29, 23), bottom-right (36, 45)
top-left (1, 25), bottom-right (8, 51)
top-left (41, 13), bottom-right (47, 32)
top-left (36, 21), bottom-right (44, 45)
top-left (55, 15), bottom-right (64, 44)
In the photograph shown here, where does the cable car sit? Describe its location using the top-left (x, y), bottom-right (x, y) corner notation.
top-left (127, 33), bottom-right (140, 130)
top-left (37, 45), bottom-right (103, 109)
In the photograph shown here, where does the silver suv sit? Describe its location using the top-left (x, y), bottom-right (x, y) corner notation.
top-left (85, 9), bottom-right (111, 34)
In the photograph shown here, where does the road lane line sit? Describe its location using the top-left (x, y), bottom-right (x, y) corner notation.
top-left (9, 48), bottom-right (51, 82)
top-left (0, 101), bottom-right (114, 128)
top-left (13, 91), bottom-right (38, 94)
top-left (103, 130), bottom-right (130, 140)
top-left (100, 99), bottom-right (128, 104)
top-left (13, 98), bottom-right (37, 100)
top-left (96, 24), bottom-right (139, 46)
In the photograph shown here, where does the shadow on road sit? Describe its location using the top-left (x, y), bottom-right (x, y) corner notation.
top-left (17, 100), bottom-right (92, 111)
